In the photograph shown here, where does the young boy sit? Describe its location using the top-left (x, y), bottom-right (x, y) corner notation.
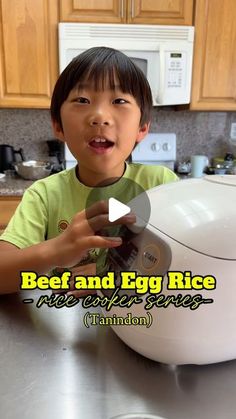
top-left (0, 46), bottom-right (178, 295)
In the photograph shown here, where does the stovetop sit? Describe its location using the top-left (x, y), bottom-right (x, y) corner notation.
top-left (64, 133), bottom-right (177, 171)
top-left (131, 133), bottom-right (176, 164)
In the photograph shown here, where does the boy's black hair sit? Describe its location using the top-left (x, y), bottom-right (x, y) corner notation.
top-left (50, 46), bottom-right (153, 129)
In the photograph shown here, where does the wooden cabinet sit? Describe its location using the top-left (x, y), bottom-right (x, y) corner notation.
top-left (60, 0), bottom-right (126, 23)
top-left (3, 0), bottom-right (235, 112)
top-left (190, 0), bottom-right (236, 110)
top-left (0, 0), bottom-right (193, 109)
top-left (0, 196), bottom-right (21, 233)
top-left (127, 0), bottom-right (193, 25)
top-left (0, 0), bottom-right (59, 108)
top-left (59, 0), bottom-right (193, 25)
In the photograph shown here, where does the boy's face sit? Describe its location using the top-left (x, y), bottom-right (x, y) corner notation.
top-left (53, 76), bottom-right (149, 186)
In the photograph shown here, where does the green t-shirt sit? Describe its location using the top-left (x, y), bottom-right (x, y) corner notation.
top-left (0, 163), bottom-right (178, 274)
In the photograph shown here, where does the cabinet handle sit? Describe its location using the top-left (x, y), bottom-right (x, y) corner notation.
top-left (131, 0), bottom-right (134, 18)
top-left (120, 0), bottom-right (124, 18)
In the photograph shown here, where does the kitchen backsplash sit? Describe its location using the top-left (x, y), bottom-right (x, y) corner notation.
top-left (0, 108), bottom-right (236, 165)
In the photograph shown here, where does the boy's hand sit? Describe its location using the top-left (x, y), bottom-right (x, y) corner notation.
top-left (51, 200), bottom-right (135, 269)
top-left (67, 263), bottom-right (97, 298)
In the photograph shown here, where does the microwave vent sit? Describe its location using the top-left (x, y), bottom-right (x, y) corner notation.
top-left (59, 23), bottom-right (194, 43)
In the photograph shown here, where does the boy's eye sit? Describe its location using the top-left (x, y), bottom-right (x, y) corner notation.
top-left (75, 97), bottom-right (90, 104)
top-left (113, 98), bottom-right (128, 104)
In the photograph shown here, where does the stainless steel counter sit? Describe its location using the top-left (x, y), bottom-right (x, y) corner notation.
top-left (1, 289), bottom-right (236, 419)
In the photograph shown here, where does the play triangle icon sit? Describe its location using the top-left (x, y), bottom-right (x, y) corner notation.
top-left (108, 198), bottom-right (131, 222)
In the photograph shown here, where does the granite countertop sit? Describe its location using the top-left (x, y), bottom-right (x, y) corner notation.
top-left (0, 172), bottom-right (189, 196)
top-left (0, 175), bottom-right (34, 196)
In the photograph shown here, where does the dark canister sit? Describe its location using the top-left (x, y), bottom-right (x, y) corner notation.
top-left (0, 144), bottom-right (24, 173)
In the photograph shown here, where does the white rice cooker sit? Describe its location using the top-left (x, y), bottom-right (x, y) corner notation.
top-left (101, 175), bottom-right (236, 365)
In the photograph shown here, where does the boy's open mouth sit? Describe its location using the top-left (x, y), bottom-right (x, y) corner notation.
top-left (88, 137), bottom-right (114, 150)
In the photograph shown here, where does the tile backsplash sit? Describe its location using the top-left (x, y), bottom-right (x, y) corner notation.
top-left (0, 108), bottom-right (236, 165)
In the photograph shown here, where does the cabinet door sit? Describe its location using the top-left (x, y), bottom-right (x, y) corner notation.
top-left (60, 0), bottom-right (126, 23)
top-left (0, 197), bottom-right (21, 231)
top-left (191, 0), bottom-right (236, 110)
top-left (127, 0), bottom-right (193, 25)
top-left (0, 0), bottom-right (58, 108)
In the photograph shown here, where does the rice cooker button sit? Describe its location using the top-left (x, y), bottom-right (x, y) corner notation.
top-left (142, 245), bottom-right (160, 269)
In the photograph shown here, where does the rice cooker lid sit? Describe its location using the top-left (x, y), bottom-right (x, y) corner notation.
top-left (146, 175), bottom-right (236, 260)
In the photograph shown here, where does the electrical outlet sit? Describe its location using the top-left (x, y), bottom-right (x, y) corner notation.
top-left (230, 123), bottom-right (236, 141)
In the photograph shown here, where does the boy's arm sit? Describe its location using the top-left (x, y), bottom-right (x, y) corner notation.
top-left (0, 201), bottom-right (135, 295)
top-left (0, 239), bottom-right (62, 294)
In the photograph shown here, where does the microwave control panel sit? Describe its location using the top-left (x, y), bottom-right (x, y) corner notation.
top-left (165, 52), bottom-right (187, 89)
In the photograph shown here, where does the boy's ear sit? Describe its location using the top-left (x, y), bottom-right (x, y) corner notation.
top-left (136, 122), bottom-right (150, 144)
top-left (52, 120), bottom-right (66, 142)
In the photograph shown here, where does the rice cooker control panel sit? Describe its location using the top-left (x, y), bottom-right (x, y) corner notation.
top-left (142, 244), bottom-right (161, 270)
top-left (106, 226), bottom-right (172, 277)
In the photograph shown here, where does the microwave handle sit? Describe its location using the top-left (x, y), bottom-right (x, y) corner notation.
top-left (155, 46), bottom-right (165, 105)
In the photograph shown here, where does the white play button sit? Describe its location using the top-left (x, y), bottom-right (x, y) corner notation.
top-left (108, 198), bottom-right (131, 222)
top-left (85, 177), bottom-right (151, 234)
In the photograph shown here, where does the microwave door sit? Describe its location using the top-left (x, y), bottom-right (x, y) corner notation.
top-left (129, 57), bottom-right (148, 76)
top-left (120, 50), bottom-right (160, 106)
top-left (60, 47), bottom-right (160, 106)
